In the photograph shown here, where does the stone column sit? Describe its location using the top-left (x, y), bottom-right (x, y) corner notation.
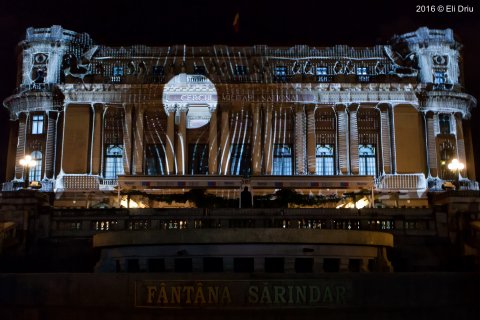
top-left (348, 105), bottom-right (359, 175)
top-left (251, 104), bottom-right (262, 175)
top-left (208, 107), bottom-right (218, 175)
top-left (133, 105), bottom-right (145, 175)
top-left (306, 105), bottom-right (316, 174)
top-left (43, 111), bottom-right (57, 179)
top-left (176, 105), bottom-right (187, 175)
top-left (219, 109), bottom-right (231, 175)
top-left (379, 104), bottom-right (392, 174)
top-left (15, 113), bottom-right (28, 180)
top-left (336, 105), bottom-right (349, 175)
top-left (455, 113), bottom-right (466, 173)
top-left (425, 111), bottom-right (438, 177)
top-left (294, 104), bottom-right (307, 175)
top-left (263, 105), bottom-right (274, 175)
top-left (91, 104), bottom-right (103, 175)
top-left (165, 105), bottom-right (176, 175)
top-left (122, 104), bottom-right (133, 175)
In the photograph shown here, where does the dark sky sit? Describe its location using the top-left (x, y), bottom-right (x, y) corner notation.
top-left (0, 0), bottom-right (479, 182)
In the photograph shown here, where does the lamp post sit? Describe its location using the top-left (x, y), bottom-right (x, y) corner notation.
top-left (447, 158), bottom-right (464, 190)
top-left (19, 155), bottom-right (37, 189)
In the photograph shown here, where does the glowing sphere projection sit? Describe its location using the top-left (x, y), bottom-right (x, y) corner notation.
top-left (162, 73), bottom-right (218, 129)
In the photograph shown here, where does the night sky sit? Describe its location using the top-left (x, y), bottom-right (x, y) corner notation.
top-left (0, 0), bottom-right (479, 182)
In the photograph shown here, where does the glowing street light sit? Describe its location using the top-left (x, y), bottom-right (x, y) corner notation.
top-left (19, 155), bottom-right (36, 189)
top-left (447, 158), bottom-right (464, 190)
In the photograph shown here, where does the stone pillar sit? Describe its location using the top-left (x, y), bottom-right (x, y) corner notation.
top-left (306, 105), bottom-right (316, 174)
top-left (176, 105), bottom-right (187, 175)
top-left (349, 105), bottom-right (359, 175)
top-left (251, 104), bottom-right (262, 175)
top-left (122, 104), bottom-right (133, 175)
top-left (294, 104), bottom-right (307, 175)
top-left (425, 111), bottom-right (438, 177)
top-left (208, 108), bottom-right (218, 175)
top-left (14, 113), bottom-right (28, 180)
top-left (91, 104), bottom-right (103, 175)
top-left (336, 105), bottom-right (349, 175)
top-left (455, 113), bottom-right (466, 172)
top-left (165, 106), bottom-right (176, 175)
top-left (219, 109), bottom-right (231, 175)
top-left (133, 105), bottom-right (145, 175)
top-left (44, 111), bottom-right (58, 179)
top-left (263, 105), bottom-right (274, 175)
top-left (379, 104), bottom-right (392, 174)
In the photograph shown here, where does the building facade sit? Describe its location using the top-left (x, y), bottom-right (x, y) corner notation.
top-left (2, 25), bottom-right (477, 207)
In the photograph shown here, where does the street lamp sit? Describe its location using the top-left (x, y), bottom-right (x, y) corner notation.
top-left (19, 155), bottom-right (36, 189)
top-left (447, 158), bottom-right (464, 190)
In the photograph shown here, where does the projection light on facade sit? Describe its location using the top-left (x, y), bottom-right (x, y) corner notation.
top-left (162, 73), bottom-right (218, 129)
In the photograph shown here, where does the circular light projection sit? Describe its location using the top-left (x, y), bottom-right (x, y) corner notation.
top-left (162, 73), bottom-right (218, 129)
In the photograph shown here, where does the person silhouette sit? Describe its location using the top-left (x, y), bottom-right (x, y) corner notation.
top-left (241, 186), bottom-right (252, 208)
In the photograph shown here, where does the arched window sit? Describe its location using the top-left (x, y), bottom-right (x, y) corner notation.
top-left (316, 145), bottom-right (334, 175)
top-left (359, 145), bottom-right (376, 176)
top-left (29, 151), bottom-right (42, 182)
top-left (273, 144), bottom-right (292, 175)
top-left (104, 145), bottom-right (124, 179)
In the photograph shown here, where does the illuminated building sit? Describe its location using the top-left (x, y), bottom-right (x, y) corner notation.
top-left (2, 25), bottom-right (477, 207)
top-left (1, 25), bottom-right (480, 318)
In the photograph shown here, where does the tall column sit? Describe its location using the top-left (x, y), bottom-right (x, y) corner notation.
top-left (389, 104), bottom-right (397, 174)
top-left (176, 105), bottom-right (187, 175)
top-left (90, 104), bottom-right (103, 175)
top-left (44, 111), bottom-right (58, 179)
top-left (208, 107), bottom-right (218, 175)
top-left (263, 105), bottom-right (274, 175)
top-left (219, 109), bottom-right (231, 175)
top-left (306, 105), bottom-right (316, 174)
top-left (14, 113), bottom-right (28, 180)
top-left (425, 111), bottom-right (438, 177)
top-left (165, 105), bottom-right (176, 175)
top-left (348, 104), bottom-right (359, 175)
top-left (122, 104), bottom-right (133, 175)
top-left (379, 104), bottom-right (392, 174)
top-left (133, 104), bottom-right (145, 175)
top-left (455, 113), bottom-right (466, 172)
top-left (251, 103), bottom-right (262, 175)
top-left (336, 105), bottom-right (349, 175)
top-left (294, 104), bottom-right (307, 175)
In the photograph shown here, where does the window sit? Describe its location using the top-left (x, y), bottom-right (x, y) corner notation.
top-left (295, 258), bottom-right (313, 273)
top-left (31, 115), bottom-right (44, 134)
top-left (152, 66), bottom-right (164, 82)
top-left (274, 66), bottom-right (288, 81)
top-left (316, 145), bottom-right (334, 175)
top-left (127, 259), bottom-right (140, 272)
top-left (234, 65), bottom-right (248, 75)
top-left (316, 67), bottom-right (328, 75)
top-left (29, 151), bottom-right (42, 182)
top-left (113, 66), bottom-right (123, 76)
top-left (356, 67), bottom-right (368, 75)
top-left (148, 259), bottom-right (166, 272)
top-left (145, 144), bottom-right (166, 175)
top-left (229, 143), bottom-right (251, 176)
top-left (433, 71), bottom-right (446, 85)
top-left (203, 257), bottom-right (224, 272)
top-left (359, 145), bottom-right (376, 176)
top-left (174, 258), bottom-right (193, 273)
top-left (439, 114), bottom-right (451, 135)
top-left (104, 145), bottom-right (124, 179)
top-left (234, 257), bottom-right (254, 273)
top-left (189, 144), bottom-right (208, 175)
top-left (265, 257), bottom-right (284, 273)
top-left (273, 144), bottom-right (292, 175)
